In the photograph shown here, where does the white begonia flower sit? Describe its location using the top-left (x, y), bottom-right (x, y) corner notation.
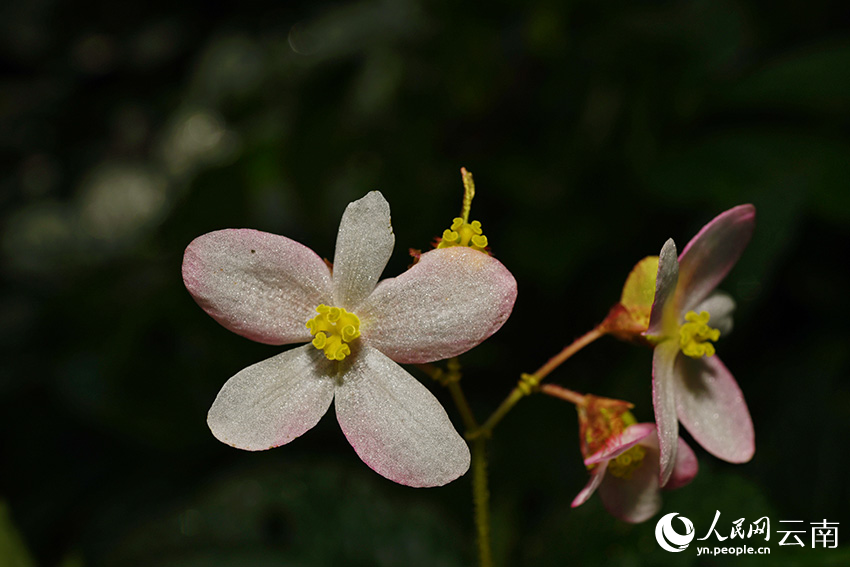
top-left (182, 191), bottom-right (517, 487)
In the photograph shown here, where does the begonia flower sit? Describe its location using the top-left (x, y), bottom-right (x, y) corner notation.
top-left (182, 191), bottom-right (517, 487)
top-left (645, 205), bottom-right (756, 485)
top-left (571, 395), bottom-right (697, 523)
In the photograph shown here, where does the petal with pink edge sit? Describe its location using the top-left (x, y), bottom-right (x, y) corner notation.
top-left (183, 229), bottom-right (332, 345)
top-left (585, 423), bottom-right (656, 466)
top-left (334, 346), bottom-right (470, 487)
top-left (667, 437), bottom-right (699, 490)
top-left (647, 239), bottom-right (679, 337)
top-left (572, 462), bottom-right (608, 508)
top-left (207, 345), bottom-right (336, 450)
top-left (332, 191), bottom-right (395, 310)
top-left (676, 205), bottom-right (755, 314)
top-left (675, 354), bottom-right (755, 463)
top-left (598, 439), bottom-right (662, 523)
top-left (652, 339), bottom-right (681, 487)
top-left (358, 247), bottom-right (517, 364)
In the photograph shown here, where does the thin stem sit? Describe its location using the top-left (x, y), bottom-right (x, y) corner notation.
top-left (469, 326), bottom-right (606, 439)
top-left (533, 325), bottom-right (606, 380)
top-left (448, 380), bottom-right (479, 431)
top-left (539, 383), bottom-right (585, 405)
top-left (471, 437), bottom-right (493, 567)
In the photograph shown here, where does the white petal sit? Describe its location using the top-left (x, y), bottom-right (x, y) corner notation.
top-left (334, 346), bottom-right (470, 487)
top-left (208, 345), bottom-right (336, 450)
top-left (332, 191), bottom-right (394, 310)
top-left (572, 463), bottom-right (607, 508)
top-left (358, 247), bottom-right (517, 363)
top-left (183, 229), bottom-right (332, 345)
top-left (647, 239), bottom-right (680, 337)
top-left (652, 339), bottom-right (681, 487)
top-left (693, 290), bottom-right (736, 337)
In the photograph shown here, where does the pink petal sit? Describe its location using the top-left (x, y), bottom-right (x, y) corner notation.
top-left (183, 229), bottom-right (332, 345)
top-left (667, 437), bottom-right (699, 490)
top-left (674, 354), bottom-right (755, 463)
top-left (572, 462), bottom-right (607, 508)
top-left (597, 439), bottom-right (662, 523)
top-left (334, 346), bottom-right (470, 487)
top-left (585, 423), bottom-right (656, 466)
top-left (676, 205), bottom-right (755, 314)
top-left (332, 191), bottom-right (395, 310)
top-left (207, 345), bottom-right (336, 450)
top-left (652, 339), bottom-right (681, 487)
top-left (647, 239), bottom-right (679, 337)
top-left (358, 247), bottom-right (517, 364)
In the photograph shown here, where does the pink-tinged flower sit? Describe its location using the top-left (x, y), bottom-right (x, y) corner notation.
top-left (646, 205), bottom-right (756, 485)
top-left (182, 191), bottom-right (517, 487)
top-left (572, 395), bottom-right (697, 523)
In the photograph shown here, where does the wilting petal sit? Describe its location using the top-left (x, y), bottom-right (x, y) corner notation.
top-left (183, 229), bottom-right (332, 345)
top-left (647, 239), bottom-right (679, 337)
top-left (358, 247), bottom-right (517, 364)
top-left (332, 191), bottom-right (395, 310)
top-left (598, 438), bottom-right (662, 523)
top-left (334, 346), bottom-right (470, 487)
top-left (652, 339), bottom-right (681, 486)
top-left (667, 437), bottom-right (699, 490)
top-left (676, 205), bottom-right (755, 314)
top-left (572, 462), bottom-right (607, 508)
top-left (693, 291), bottom-right (735, 337)
top-left (207, 345), bottom-right (336, 450)
top-left (675, 354), bottom-right (754, 463)
top-left (585, 423), bottom-right (656, 466)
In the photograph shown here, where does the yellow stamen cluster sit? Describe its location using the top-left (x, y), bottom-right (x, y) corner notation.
top-left (679, 310), bottom-right (720, 359)
top-left (305, 304), bottom-right (361, 361)
top-left (437, 217), bottom-right (489, 252)
top-left (606, 444), bottom-right (647, 479)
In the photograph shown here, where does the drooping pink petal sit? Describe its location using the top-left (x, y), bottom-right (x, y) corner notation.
top-left (674, 354), bottom-right (755, 463)
top-left (692, 291), bottom-right (736, 337)
top-left (572, 462), bottom-right (608, 508)
top-left (332, 191), bottom-right (395, 310)
top-left (666, 437), bottom-right (699, 490)
top-left (183, 229), bottom-right (332, 345)
top-left (647, 239), bottom-right (679, 337)
top-left (358, 247), bottom-right (517, 364)
top-left (598, 438), bottom-right (662, 523)
top-left (207, 345), bottom-right (336, 450)
top-left (652, 339), bottom-right (681, 486)
top-left (585, 423), bottom-right (656, 466)
top-left (676, 205), bottom-right (755, 314)
top-left (334, 346), bottom-right (470, 487)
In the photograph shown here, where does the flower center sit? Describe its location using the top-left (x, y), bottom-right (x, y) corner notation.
top-left (305, 304), bottom-right (361, 361)
top-left (606, 445), bottom-right (647, 479)
top-left (678, 310), bottom-right (720, 359)
top-left (437, 217), bottom-right (489, 253)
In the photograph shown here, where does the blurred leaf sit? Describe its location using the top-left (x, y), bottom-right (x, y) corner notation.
top-left (0, 500), bottom-right (35, 567)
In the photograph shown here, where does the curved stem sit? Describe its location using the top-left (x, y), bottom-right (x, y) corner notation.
top-left (533, 326), bottom-right (605, 380)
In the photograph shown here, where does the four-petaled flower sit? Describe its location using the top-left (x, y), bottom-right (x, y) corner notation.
top-left (646, 205), bottom-right (756, 485)
top-left (572, 395), bottom-right (698, 523)
top-left (182, 191), bottom-right (517, 487)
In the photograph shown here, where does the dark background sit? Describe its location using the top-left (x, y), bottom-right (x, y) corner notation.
top-left (2, 0), bottom-right (849, 565)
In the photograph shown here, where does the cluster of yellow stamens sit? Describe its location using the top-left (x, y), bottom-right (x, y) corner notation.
top-left (437, 217), bottom-right (489, 252)
top-left (305, 304), bottom-right (361, 361)
top-left (679, 310), bottom-right (720, 359)
top-left (606, 444), bottom-right (647, 479)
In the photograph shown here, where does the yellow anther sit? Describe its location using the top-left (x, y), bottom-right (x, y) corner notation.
top-left (679, 310), bottom-right (721, 359)
top-left (437, 217), bottom-right (490, 253)
top-left (305, 304), bottom-right (361, 361)
top-left (606, 444), bottom-right (647, 479)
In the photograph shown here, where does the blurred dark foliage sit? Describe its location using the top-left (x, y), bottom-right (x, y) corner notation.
top-left (2, 0), bottom-right (850, 565)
